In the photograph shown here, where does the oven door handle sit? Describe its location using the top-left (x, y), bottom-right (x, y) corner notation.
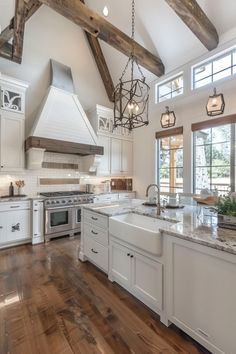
top-left (45, 205), bottom-right (75, 210)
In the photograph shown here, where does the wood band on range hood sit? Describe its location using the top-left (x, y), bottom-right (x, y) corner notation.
top-left (25, 136), bottom-right (104, 156)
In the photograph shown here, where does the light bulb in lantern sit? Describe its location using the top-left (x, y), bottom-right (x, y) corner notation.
top-left (103, 6), bottom-right (109, 17)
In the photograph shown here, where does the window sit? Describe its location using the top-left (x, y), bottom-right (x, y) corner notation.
top-left (192, 48), bottom-right (236, 89)
top-left (156, 128), bottom-right (183, 193)
top-left (193, 123), bottom-right (236, 195)
top-left (157, 74), bottom-right (183, 103)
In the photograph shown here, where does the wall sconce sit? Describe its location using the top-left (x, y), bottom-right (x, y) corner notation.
top-left (160, 106), bottom-right (176, 128)
top-left (206, 88), bottom-right (225, 116)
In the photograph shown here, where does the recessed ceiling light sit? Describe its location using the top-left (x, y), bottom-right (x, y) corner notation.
top-left (103, 5), bottom-right (109, 17)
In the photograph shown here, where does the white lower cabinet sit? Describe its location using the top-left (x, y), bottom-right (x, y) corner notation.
top-left (0, 201), bottom-right (31, 248)
top-left (109, 240), bottom-right (163, 313)
top-left (165, 235), bottom-right (236, 354)
top-left (81, 209), bottom-right (109, 273)
top-left (32, 200), bottom-right (44, 244)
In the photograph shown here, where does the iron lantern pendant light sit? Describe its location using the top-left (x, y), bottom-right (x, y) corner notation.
top-left (160, 106), bottom-right (176, 128)
top-left (113, 0), bottom-right (150, 132)
top-left (206, 87), bottom-right (225, 116)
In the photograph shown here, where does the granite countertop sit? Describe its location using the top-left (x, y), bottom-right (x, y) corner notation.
top-left (83, 200), bottom-right (236, 256)
top-left (0, 195), bottom-right (45, 202)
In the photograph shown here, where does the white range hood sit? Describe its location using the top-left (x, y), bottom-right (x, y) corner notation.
top-left (25, 60), bottom-right (103, 171)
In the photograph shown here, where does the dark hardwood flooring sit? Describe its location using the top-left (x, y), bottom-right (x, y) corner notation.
top-left (0, 237), bottom-right (211, 354)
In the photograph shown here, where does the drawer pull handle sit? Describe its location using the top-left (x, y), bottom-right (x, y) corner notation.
top-left (91, 248), bottom-right (98, 254)
top-left (34, 210), bottom-right (38, 212)
top-left (12, 223), bottom-right (20, 232)
top-left (91, 230), bottom-right (98, 235)
top-left (91, 216), bottom-right (98, 221)
top-left (197, 328), bottom-right (209, 338)
top-left (10, 206), bottom-right (20, 208)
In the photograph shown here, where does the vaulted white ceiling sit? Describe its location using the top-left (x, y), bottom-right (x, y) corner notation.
top-left (1, 0), bottom-right (236, 131)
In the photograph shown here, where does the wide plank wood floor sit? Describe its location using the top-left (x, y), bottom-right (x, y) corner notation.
top-left (0, 237), bottom-right (210, 354)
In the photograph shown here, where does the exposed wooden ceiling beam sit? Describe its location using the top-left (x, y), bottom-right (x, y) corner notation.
top-left (80, 0), bottom-right (114, 102)
top-left (0, 0), bottom-right (41, 61)
top-left (85, 33), bottom-right (115, 102)
top-left (165, 0), bottom-right (219, 51)
top-left (12, 0), bottom-right (28, 63)
top-left (38, 0), bottom-right (165, 77)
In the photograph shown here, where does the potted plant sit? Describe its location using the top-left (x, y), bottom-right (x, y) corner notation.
top-left (216, 195), bottom-right (236, 230)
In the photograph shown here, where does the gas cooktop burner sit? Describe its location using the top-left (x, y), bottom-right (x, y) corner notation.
top-left (40, 191), bottom-right (93, 197)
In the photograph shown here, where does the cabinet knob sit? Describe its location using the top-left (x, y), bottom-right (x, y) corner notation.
top-left (127, 253), bottom-right (130, 256)
top-left (130, 255), bottom-right (134, 258)
top-left (1, 166), bottom-right (3, 168)
top-left (0, 226), bottom-right (3, 229)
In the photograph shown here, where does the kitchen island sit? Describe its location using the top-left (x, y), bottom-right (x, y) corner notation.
top-left (79, 199), bottom-right (236, 354)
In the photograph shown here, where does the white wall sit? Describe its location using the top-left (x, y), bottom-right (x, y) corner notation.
top-left (133, 39), bottom-right (236, 198)
top-left (0, 5), bottom-right (111, 136)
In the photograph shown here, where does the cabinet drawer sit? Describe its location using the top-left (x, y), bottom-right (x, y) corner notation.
top-left (84, 210), bottom-right (108, 229)
top-left (84, 236), bottom-right (108, 272)
top-left (118, 192), bottom-right (135, 200)
top-left (0, 201), bottom-right (31, 212)
top-left (84, 223), bottom-right (108, 246)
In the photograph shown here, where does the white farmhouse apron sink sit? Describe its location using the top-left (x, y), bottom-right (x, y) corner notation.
top-left (109, 213), bottom-right (172, 256)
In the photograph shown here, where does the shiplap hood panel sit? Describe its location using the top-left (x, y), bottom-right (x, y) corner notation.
top-left (26, 60), bottom-right (102, 170)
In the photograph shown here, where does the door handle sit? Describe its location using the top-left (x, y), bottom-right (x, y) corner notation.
top-left (91, 230), bottom-right (98, 235)
top-left (91, 248), bottom-right (98, 254)
top-left (12, 223), bottom-right (20, 232)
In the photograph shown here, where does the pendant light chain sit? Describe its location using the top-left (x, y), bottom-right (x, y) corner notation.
top-left (113, 0), bottom-right (150, 131)
top-left (131, 0), bottom-right (135, 83)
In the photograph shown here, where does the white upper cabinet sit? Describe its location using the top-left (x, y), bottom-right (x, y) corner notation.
top-left (87, 105), bottom-right (133, 177)
top-left (97, 135), bottom-right (110, 176)
top-left (0, 113), bottom-right (25, 171)
top-left (0, 74), bottom-right (28, 172)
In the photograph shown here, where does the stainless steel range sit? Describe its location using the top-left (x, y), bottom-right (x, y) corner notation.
top-left (41, 191), bottom-right (94, 241)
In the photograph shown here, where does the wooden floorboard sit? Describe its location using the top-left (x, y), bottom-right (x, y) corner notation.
top-left (0, 237), bottom-right (210, 354)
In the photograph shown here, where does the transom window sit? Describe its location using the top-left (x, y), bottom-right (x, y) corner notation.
top-left (157, 74), bottom-right (183, 103)
top-left (157, 128), bottom-right (183, 193)
top-left (192, 48), bottom-right (236, 89)
top-left (193, 123), bottom-right (236, 195)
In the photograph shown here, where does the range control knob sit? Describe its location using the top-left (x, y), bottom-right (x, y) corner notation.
top-left (61, 200), bottom-right (66, 204)
top-left (56, 200), bottom-right (60, 204)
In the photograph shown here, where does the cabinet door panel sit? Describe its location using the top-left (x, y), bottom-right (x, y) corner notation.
top-left (110, 242), bottom-right (131, 289)
top-left (132, 252), bottom-right (163, 311)
top-left (97, 135), bottom-right (110, 176)
top-left (0, 213), bottom-right (7, 244)
top-left (6, 210), bottom-right (31, 242)
top-left (168, 239), bottom-right (236, 354)
top-left (110, 138), bottom-right (122, 175)
top-left (122, 140), bottom-right (133, 175)
top-left (0, 115), bottom-right (24, 170)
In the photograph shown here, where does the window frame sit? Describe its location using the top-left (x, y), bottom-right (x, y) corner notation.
top-left (156, 73), bottom-right (184, 103)
top-left (192, 121), bottom-right (236, 195)
top-left (156, 127), bottom-right (184, 193)
top-left (192, 47), bottom-right (236, 90)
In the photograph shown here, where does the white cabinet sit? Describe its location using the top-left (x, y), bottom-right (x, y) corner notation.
top-left (0, 113), bottom-right (25, 171)
top-left (109, 240), bottom-right (163, 313)
top-left (97, 135), bottom-right (110, 176)
top-left (118, 192), bottom-right (136, 200)
top-left (110, 242), bottom-right (131, 289)
top-left (93, 193), bottom-right (119, 203)
top-left (110, 138), bottom-right (133, 176)
top-left (32, 200), bottom-right (44, 244)
top-left (0, 75), bottom-right (28, 172)
top-left (0, 201), bottom-right (31, 248)
top-left (121, 139), bottom-right (133, 175)
top-left (165, 236), bottom-right (236, 354)
top-left (80, 209), bottom-right (109, 273)
top-left (110, 137), bottom-right (122, 175)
